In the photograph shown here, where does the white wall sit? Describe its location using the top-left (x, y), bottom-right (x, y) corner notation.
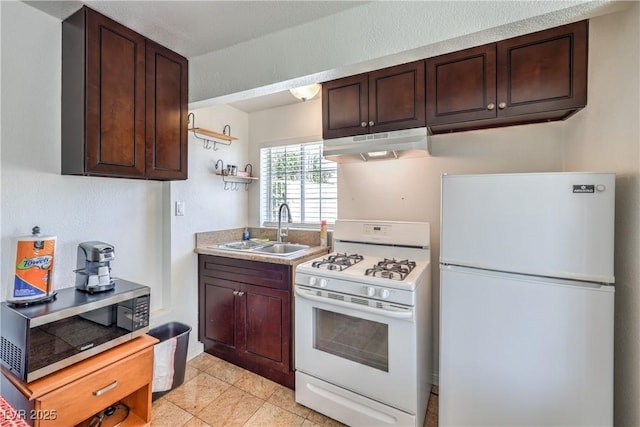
top-left (1, 2), bottom-right (165, 309)
top-left (155, 104), bottom-right (250, 357)
top-left (563, 4), bottom-right (640, 426)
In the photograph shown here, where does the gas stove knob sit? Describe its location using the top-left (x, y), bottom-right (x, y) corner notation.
top-left (366, 287), bottom-right (376, 297)
top-left (308, 277), bottom-right (317, 286)
top-left (380, 289), bottom-right (390, 299)
top-left (319, 279), bottom-right (328, 288)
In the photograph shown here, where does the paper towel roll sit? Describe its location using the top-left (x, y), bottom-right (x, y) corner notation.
top-left (10, 228), bottom-right (56, 302)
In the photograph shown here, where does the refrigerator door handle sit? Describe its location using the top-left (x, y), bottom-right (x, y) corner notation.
top-left (440, 264), bottom-right (614, 291)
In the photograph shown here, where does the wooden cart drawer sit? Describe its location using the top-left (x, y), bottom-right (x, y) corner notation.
top-left (37, 347), bottom-right (153, 426)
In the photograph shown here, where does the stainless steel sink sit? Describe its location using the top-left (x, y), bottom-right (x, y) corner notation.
top-left (212, 240), bottom-right (309, 257)
top-left (216, 240), bottom-right (268, 251)
top-left (252, 243), bottom-right (309, 256)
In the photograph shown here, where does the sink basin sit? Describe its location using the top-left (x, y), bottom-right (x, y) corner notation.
top-left (212, 240), bottom-right (309, 257)
top-left (252, 243), bottom-right (309, 256)
top-left (217, 240), bottom-right (267, 251)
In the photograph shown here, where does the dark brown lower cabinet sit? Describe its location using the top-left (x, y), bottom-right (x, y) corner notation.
top-left (198, 255), bottom-right (293, 388)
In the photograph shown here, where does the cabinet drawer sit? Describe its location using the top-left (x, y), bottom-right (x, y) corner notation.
top-left (200, 255), bottom-right (291, 290)
top-left (37, 347), bottom-right (152, 426)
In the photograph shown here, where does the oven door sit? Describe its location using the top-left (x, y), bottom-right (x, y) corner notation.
top-left (294, 285), bottom-right (417, 413)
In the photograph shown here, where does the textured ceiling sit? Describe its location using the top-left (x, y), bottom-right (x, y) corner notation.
top-left (24, 1), bottom-right (368, 58)
top-left (24, 0), bottom-right (369, 111)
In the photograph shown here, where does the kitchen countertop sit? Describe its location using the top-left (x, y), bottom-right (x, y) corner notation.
top-left (194, 227), bottom-right (330, 266)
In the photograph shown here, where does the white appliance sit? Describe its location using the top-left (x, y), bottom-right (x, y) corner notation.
top-left (439, 172), bottom-right (615, 427)
top-left (295, 220), bottom-right (432, 427)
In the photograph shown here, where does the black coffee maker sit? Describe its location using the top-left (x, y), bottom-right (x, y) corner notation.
top-left (75, 241), bottom-right (115, 293)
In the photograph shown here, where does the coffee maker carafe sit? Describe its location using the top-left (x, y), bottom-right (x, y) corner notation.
top-left (75, 241), bottom-right (115, 293)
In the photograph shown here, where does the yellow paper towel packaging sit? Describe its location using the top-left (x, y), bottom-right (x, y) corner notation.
top-left (10, 226), bottom-right (56, 302)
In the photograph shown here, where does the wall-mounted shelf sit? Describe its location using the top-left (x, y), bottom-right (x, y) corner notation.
top-left (213, 160), bottom-right (257, 190)
top-left (188, 113), bottom-right (237, 150)
top-left (216, 173), bottom-right (259, 190)
top-left (190, 128), bottom-right (237, 142)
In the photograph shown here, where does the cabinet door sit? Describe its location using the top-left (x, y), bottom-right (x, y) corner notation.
top-left (369, 61), bottom-right (426, 132)
top-left (145, 41), bottom-right (188, 180)
top-left (322, 74), bottom-right (369, 139)
top-left (240, 284), bottom-right (290, 372)
top-left (496, 20), bottom-right (587, 117)
top-left (426, 44), bottom-right (497, 126)
top-left (85, 9), bottom-right (146, 177)
top-left (201, 279), bottom-right (238, 350)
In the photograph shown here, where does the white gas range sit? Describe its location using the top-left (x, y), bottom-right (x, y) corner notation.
top-left (294, 219), bottom-right (432, 427)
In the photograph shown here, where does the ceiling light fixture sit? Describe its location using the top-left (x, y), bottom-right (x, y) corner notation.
top-left (289, 83), bottom-right (321, 101)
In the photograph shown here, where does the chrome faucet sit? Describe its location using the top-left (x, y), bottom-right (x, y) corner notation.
top-left (277, 203), bottom-right (292, 243)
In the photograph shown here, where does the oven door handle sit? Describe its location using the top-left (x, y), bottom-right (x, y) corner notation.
top-left (295, 287), bottom-right (413, 319)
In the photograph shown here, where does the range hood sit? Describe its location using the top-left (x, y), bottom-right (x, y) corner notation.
top-left (323, 127), bottom-right (430, 162)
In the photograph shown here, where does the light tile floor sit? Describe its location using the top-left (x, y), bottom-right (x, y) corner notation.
top-left (152, 352), bottom-right (439, 427)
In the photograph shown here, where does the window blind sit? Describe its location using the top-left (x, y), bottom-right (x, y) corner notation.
top-left (260, 142), bottom-right (337, 227)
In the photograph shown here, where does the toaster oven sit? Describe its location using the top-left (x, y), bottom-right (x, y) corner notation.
top-left (1, 279), bottom-right (150, 382)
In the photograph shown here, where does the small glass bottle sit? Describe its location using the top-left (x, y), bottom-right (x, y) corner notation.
top-left (320, 220), bottom-right (327, 247)
top-left (242, 227), bottom-right (250, 241)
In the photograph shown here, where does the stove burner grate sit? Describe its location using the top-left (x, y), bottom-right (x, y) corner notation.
top-left (365, 258), bottom-right (416, 281)
top-left (312, 253), bottom-right (363, 271)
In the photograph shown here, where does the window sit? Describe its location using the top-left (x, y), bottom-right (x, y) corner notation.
top-left (260, 142), bottom-right (337, 227)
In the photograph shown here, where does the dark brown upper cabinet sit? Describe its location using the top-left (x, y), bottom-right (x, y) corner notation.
top-left (62, 6), bottom-right (188, 180)
top-left (426, 20), bottom-right (588, 134)
top-left (145, 41), bottom-right (188, 180)
top-left (322, 61), bottom-right (426, 139)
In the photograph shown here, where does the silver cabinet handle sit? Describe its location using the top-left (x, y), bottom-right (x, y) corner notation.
top-left (233, 290), bottom-right (238, 295)
top-left (237, 291), bottom-right (245, 296)
top-left (498, 102), bottom-right (507, 109)
top-left (360, 122), bottom-right (367, 127)
top-left (93, 380), bottom-right (118, 396)
top-left (368, 121), bottom-right (375, 126)
top-left (487, 103), bottom-right (495, 110)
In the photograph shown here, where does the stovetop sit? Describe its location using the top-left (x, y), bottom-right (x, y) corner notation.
top-left (295, 220), bottom-right (431, 305)
top-left (297, 252), bottom-right (429, 291)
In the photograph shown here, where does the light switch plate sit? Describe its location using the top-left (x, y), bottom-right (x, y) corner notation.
top-left (175, 201), bottom-right (185, 216)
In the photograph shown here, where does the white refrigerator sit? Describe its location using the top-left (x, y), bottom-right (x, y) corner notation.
top-left (439, 172), bottom-right (615, 427)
